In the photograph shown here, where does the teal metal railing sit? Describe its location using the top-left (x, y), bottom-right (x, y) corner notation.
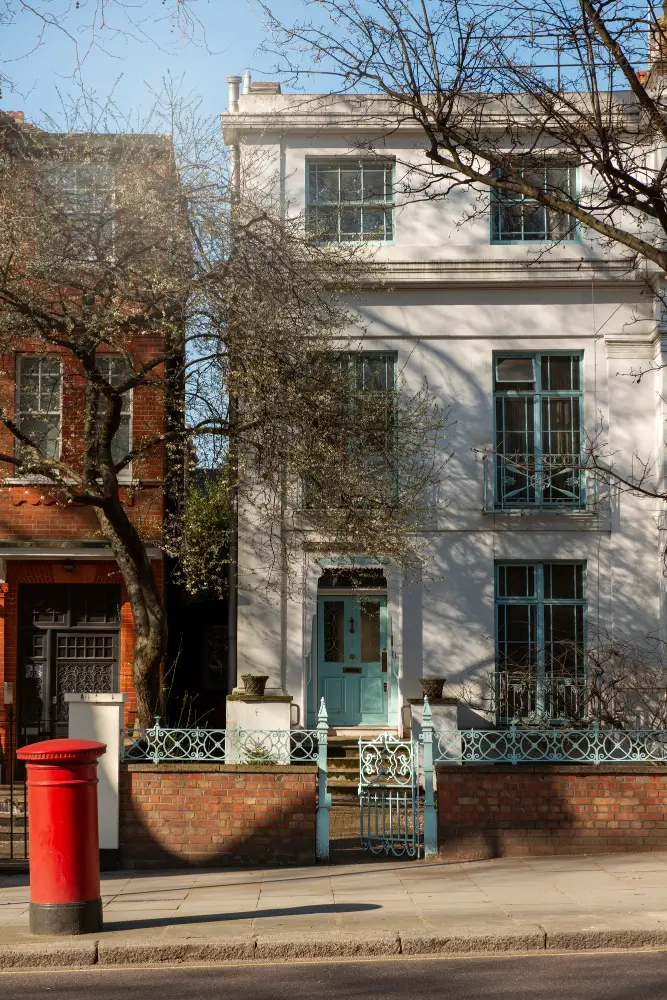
top-left (483, 453), bottom-right (593, 512)
top-left (430, 721), bottom-right (667, 766)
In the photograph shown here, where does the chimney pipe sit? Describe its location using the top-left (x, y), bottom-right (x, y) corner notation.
top-left (243, 69), bottom-right (251, 95)
top-left (227, 76), bottom-right (242, 114)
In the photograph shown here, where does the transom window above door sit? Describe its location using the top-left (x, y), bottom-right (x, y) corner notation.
top-left (492, 353), bottom-right (584, 511)
top-left (306, 159), bottom-right (394, 243)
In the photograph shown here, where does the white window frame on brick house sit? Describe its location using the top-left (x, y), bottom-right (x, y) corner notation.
top-left (15, 355), bottom-right (63, 463)
top-left (93, 355), bottom-right (133, 478)
top-left (45, 163), bottom-right (115, 262)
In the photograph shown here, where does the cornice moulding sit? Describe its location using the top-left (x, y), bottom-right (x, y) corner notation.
top-left (605, 334), bottom-right (656, 359)
top-left (359, 257), bottom-right (639, 287)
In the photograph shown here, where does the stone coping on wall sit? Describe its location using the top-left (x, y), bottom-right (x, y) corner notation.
top-left (436, 763), bottom-right (667, 775)
top-left (226, 694), bottom-right (294, 702)
top-left (408, 697), bottom-right (459, 706)
top-left (122, 762), bottom-right (318, 774)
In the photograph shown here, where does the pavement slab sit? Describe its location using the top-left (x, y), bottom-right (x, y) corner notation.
top-left (2, 853), bottom-right (667, 966)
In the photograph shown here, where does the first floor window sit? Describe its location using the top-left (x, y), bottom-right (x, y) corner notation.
top-left (495, 562), bottom-right (586, 723)
top-left (303, 351), bottom-right (396, 508)
top-left (493, 352), bottom-right (583, 509)
top-left (43, 164), bottom-right (115, 261)
top-left (16, 355), bottom-right (62, 461)
top-left (306, 159), bottom-right (394, 243)
top-left (93, 356), bottom-right (132, 468)
top-left (491, 161), bottom-right (577, 243)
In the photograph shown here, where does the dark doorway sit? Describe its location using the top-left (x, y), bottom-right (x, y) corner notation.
top-left (17, 583), bottom-right (121, 745)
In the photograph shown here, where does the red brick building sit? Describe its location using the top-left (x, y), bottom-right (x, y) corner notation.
top-left (0, 111), bottom-right (174, 755)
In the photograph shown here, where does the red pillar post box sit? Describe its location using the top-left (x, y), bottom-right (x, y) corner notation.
top-left (16, 739), bottom-right (106, 935)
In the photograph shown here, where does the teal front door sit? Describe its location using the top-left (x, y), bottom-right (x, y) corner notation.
top-left (317, 595), bottom-right (388, 726)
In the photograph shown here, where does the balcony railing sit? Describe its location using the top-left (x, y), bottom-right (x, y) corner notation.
top-left (496, 672), bottom-right (587, 726)
top-left (484, 453), bottom-right (593, 512)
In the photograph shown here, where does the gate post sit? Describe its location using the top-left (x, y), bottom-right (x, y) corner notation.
top-left (421, 697), bottom-right (438, 859)
top-left (316, 698), bottom-right (330, 861)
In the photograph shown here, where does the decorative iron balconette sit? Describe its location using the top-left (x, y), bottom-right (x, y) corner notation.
top-left (483, 452), bottom-right (595, 513)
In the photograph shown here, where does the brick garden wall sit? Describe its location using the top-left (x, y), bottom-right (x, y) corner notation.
top-left (120, 763), bottom-right (318, 868)
top-left (436, 765), bottom-right (667, 859)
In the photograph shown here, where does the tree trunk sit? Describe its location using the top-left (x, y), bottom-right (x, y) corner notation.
top-left (94, 499), bottom-right (166, 727)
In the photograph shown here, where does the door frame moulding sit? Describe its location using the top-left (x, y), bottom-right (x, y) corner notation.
top-left (302, 554), bottom-right (402, 730)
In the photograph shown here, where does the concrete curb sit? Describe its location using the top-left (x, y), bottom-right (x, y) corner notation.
top-left (0, 941), bottom-right (98, 969)
top-left (4, 928), bottom-right (667, 968)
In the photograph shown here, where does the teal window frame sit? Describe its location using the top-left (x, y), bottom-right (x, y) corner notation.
top-left (490, 162), bottom-right (579, 244)
top-left (493, 351), bottom-right (584, 510)
top-left (495, 562), bottom-right (587, 725)
top-left (306, 158), bottom-right (395, 244)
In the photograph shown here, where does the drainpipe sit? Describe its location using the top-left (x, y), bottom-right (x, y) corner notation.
top-left (226, 76), bottom-right (242, 698)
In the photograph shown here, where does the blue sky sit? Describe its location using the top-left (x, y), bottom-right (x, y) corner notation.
top-left (1, 0), bottom-right (303, 129)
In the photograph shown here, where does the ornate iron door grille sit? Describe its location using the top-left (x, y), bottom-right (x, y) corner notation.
top-left (358, 733), bottom-right (422, 857)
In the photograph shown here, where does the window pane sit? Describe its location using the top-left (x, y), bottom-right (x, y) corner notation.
top-left (94, 357), bottom-right (132, 465)
top-left (363, 169), bottom-right (386, 201)
top-left (360, 601), bottom-right (381, 661)
top-left (498, 604), bottom-right (537, 668)
top-left (495, 357), bottom-right (534, 386)
top-left (313, 168), bottom-right (339, 203)
top-left (523, 166), bottom-right (546, 190)
top-left (498, 564), bottom-right (535, 598)
top-left (359, 355), bottom-right (393, 391)
top-left (544, 563), bottom-right (579, 600)
top-left (541, 355), bottom-right (579, 391)
top-left (340, 207), bottom-right (361, 239)
top-left (362, 207), bottom-right (387, 239)
top-left (17, 357), bottom-right (62, 461)
top-left (546, 165), bottom-right (573, 195)
top-left (340, 166), bottom-right (362, 201)
top-left (499, 203), bottom-right (524, 239)
top-left (19, 418), bottom-right (60, 459)
top-left (308, 206), bottom-right (338, 241)
top-left (547, 209), bottom-right (572, 240)
top-left (323, 601), bottom-right (344, 662)
top-left (545, 604), bottom-right (582, 673)
top-left (111, 417), bottom-right (131, 465)
top-left (521, 201), bottom-right (546, 238)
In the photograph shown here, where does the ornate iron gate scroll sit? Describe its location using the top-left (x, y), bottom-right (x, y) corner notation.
top-left (358, 734), bottom-right (422, 857)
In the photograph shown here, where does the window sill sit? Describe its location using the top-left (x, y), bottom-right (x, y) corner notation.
top-left (484, 505), bottom-right (595, 516)
top-left (4, 473), bottom-right (133, 486)
top-left (489, 238), bottom-right (581, 246)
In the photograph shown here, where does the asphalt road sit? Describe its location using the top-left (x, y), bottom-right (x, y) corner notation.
top-left (3, 952), bottom-right (667, 1000)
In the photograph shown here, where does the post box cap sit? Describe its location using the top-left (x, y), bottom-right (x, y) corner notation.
top-left (16, 739), bottom-right (106, 763)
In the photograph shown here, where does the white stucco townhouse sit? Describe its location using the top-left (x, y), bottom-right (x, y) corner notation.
top-left (221, 73), bottom-right (665, 736)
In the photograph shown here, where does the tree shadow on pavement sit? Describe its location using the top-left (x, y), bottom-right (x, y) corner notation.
top-left (103, 901), bottom-right (380, 932)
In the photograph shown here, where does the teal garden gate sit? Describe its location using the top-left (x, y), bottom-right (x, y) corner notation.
top-left (358, 733), bottom-right (422, 857)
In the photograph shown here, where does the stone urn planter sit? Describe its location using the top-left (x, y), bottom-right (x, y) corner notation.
top-left (419, 677), bottom-right (446, 700)
top-left (241, 674), bottom-right (269, 697)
